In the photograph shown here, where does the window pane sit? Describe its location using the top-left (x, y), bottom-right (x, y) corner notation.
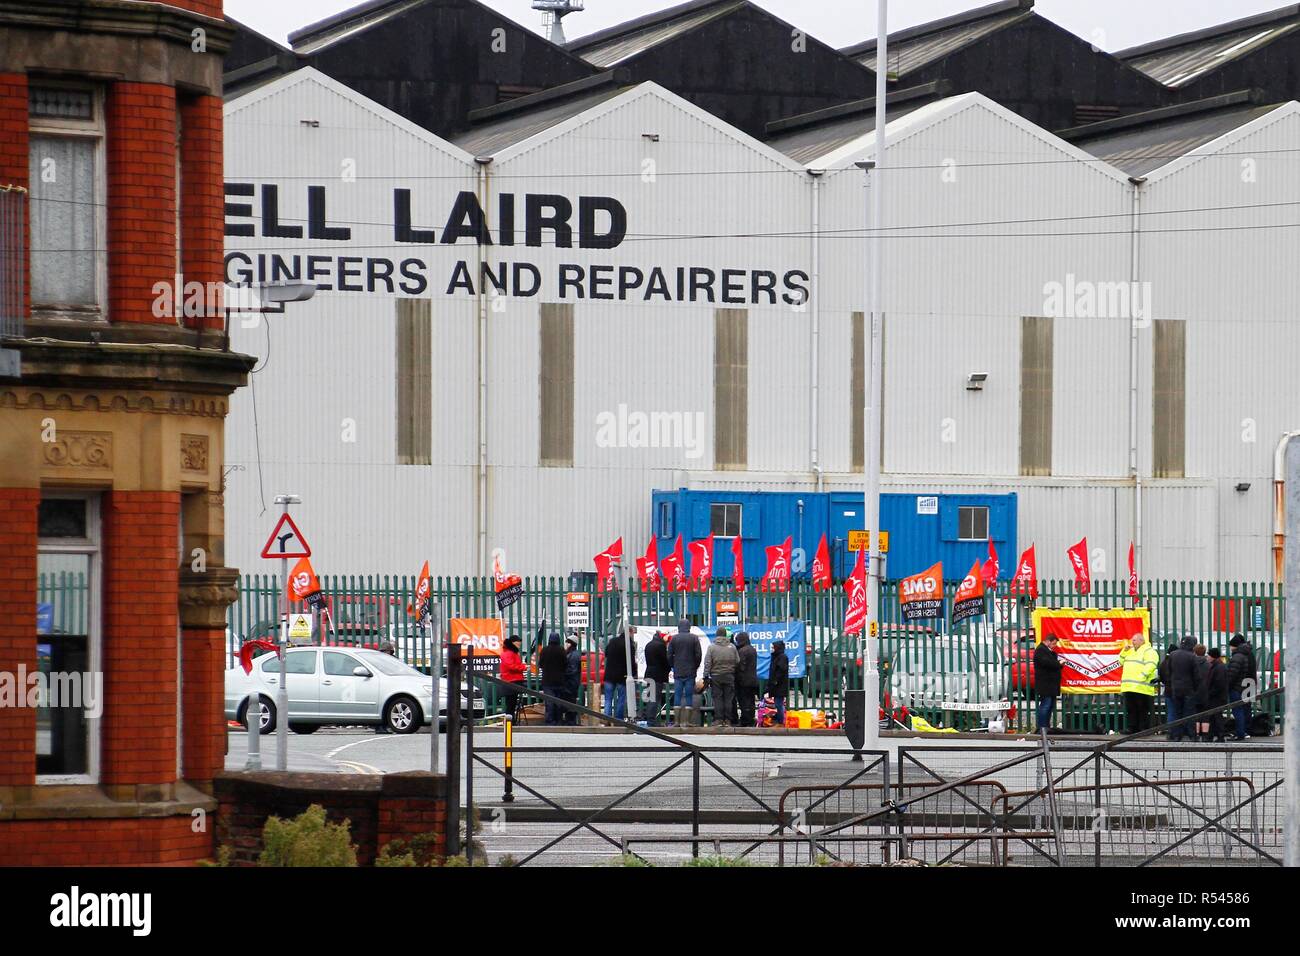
top-left (36, 553), bottom-right (91, 775)
top-left (323, 652), bottom-right (358, 677)
top-left (29, 135), bottom-right (98, 308)
top-left (285, 651), bottom-right (317, 675)
top-left (38, 498), bottom-right (87, 538)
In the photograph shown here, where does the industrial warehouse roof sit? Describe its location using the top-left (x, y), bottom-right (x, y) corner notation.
top-left (764, 81), bottom-right (952, 164)
top-left (289, 0), bottom-right (444, 53)
top-left (1118, 4), bottom-right (1300, 88)
top-left (1060, 90), bottom-right (1286, 177)
top-left (840, 0), bottom-right (1033, 76)
top-left (566, 0), bottom-right (746, 68)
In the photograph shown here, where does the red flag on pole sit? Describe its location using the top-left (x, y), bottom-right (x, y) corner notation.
top-left (406, 560), bottom-right (431, 623)
top-left (239, 639), bottom-right (280, 674)
top-left (637, 537), bottom-right (662, 592)
top-left (811, 534), bottom-right (831, 592)
top-left (288, 556), bottom-right (321, 603)
top-left (594, 537), bottom-right (623, 593)
top-left (661, 535), bottom-right (688, 592)
top-left (760, 536), bottom-right (792, 593)
top-left (981, 539), bottom-right (999, 589)
top-left (688, 533), bottom-right (715, 591)
top-left (843, 546), bottom-right (867, 635)
top-left (1127, 541), bottom-right (1138, 599)
top-left (1011, 544), bottom-right (1038, 599)
top-left (952, 560), bottom-right (987, 625)
top-left (1067, 537), bottom-right (1091, 595)
top-left (731, 535), bottom-right (745, 592)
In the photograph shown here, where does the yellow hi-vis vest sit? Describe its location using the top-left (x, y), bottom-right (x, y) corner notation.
top-left (1119, 642), bottom-right (1159, 696)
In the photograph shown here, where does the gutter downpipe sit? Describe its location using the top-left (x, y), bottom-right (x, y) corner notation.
top-left (1273, 431), bottom-right (1300, 585)
top-left (1128, 176), bottom-right (1145, 576)
top-left (810, 169), bottom-right (824, 494)
top-left (475, 156), bottom-right (492, 575)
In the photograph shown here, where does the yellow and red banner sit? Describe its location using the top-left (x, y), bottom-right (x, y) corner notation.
top-left (1032, 607), bottom-right (1151, 694)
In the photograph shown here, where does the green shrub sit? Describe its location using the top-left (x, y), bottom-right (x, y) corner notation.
top-left (604, 853), bottom-right (652, 867)
top-left (258, 804), bottom-right (358, 867)
top-left (682, 855), bottom-right (752, 867)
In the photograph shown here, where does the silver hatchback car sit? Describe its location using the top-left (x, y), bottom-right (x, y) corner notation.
top-left (225, 646), bottom-right (483, 734)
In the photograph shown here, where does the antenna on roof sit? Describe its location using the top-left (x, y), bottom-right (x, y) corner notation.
top-left (533, 0), bottom-right (585, 45)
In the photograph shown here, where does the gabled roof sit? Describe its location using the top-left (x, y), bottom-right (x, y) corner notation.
top-left (1118, 4), bottom-right (1300, 88)
top-left (289, 0), bottom-right (427, 53)
top-left (841, 0), bottom-right (1033, 75)
top-left (1060, 89), bottom-right (1285, 177)
top-left (567, 0), bottom-right (745, 68)
top-left (452, 70), bottom-right (634, 156)
top-left (765, 81), bottom-right (952, 164)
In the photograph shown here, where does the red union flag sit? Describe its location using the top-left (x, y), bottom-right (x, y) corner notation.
top-left (594, 537), bottom-right (623, 593)
top-left (811, 534), bottom-right (831, 592)
top-left (899, 562), bottom-right (943, 621)
top-left (688, 533), bottom-right (715, 591)
top-left (731, 535), bottom-right (745, 592)
top-left (981, 539), bottom-right (999, 589)
top-left (1067, 537), bottom-right (1091, 595)
top-left (843, 546), bottom-right (867, 635)
top-left (492, 548), bottom-right (523, 612)
top-left (1127, 541), bottom-right (1138, 599)
top-left (288, 556), bottom-right (321, 604)
top-left (951, 560), bottom-right (986, 625)
top-left (1012, 544), bottom-right (1038, 598)
top-left (661, 534), bottom-right (688, 592)
top-left (637, 537), bottom-right (662, 592)
top-left (407, 560), bottom-right (431, 624)
top-left (760, 536), bottom-right (792, 592)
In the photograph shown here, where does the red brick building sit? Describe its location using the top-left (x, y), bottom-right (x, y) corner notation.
top-left (0, 0), bottom-right (252, 865)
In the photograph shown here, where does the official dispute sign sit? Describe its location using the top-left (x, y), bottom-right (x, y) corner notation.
top-left (449, 618), bottom-right (504, 675)
top-left (1032, 608), bottom-right (1150, 695)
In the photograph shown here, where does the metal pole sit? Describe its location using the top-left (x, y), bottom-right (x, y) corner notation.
top-left (1284, 438), bottom-right (1299, 867)
top-left (859, 0), bottom-right (888, 752)
top-left (274, 496), bottom-right (296, 771)
top-left (445, 644), bottom-right (463, 857)
top-left (244, 687), bottom-right (261, 770)
top-left (502, 716), bottom-right (514, 802)
top-left (465, 667), bottom-right (474, 867)
top-left (619, 564), bottom-right (635, 723)
top-left (429, 603), bottom-right (442, 773)
top-left (692, 752), bottom-right (701, 859)
top-left (1040, 728), bottom-right (1066, 866)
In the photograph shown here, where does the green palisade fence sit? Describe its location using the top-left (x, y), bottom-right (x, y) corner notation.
top-left (224, 574), bottom-right (1286, 733)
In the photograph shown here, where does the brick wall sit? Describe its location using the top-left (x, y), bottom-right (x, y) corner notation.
top-left (0, 72), bottom-right (29, 321)
top-left (179, 94), bottom-right (224, 329)
top-left (215, 772), bottom-right (449, 866)
top-left (181, 626), bottom-right (226, 784)
top-left (106, 82), bottom-right (178, 326)
top-left (101, 491), bottom-right (180, 787)
top-left (168, 0), bottom-right (224, 18)
top-left (0, 488), bottom-right (38, 788)
top-left (0, 815), bottom-right (212, 866)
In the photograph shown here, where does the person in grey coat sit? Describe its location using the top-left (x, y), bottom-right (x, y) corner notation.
top-left (733, 632), bottom-right (759, 727)
top-left (703, 628), bottom-right (740, 727)
top-left (667, 619), bottom-right (702, 726)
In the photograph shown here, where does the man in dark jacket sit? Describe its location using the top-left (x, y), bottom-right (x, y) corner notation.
top-left (642, 631), bottom-right (670, 725)
top-left (1226, 634), bottom-right (1257, 741)
top-left (1204, 648), bottom-right (1229, 742)
top-left (562, 637), bottom-right (582, 726)
top-left (703, 629), bottom-right (740, 727)
top-left (767, 639), bottom-right (790, 724)
top-left (1158, 643), bottom-right (1177, 733)
top-left (733, 632), bottom-right (759, 727)
top-left (1033, 634), bottom-right (1062, 733)
top-left (667, 619), bottom-right (702, 726)
top-left (538, 634), bottom-right (568, 726)
top-left (602, 629), bottom-right (637, 721)
top-left (1167, 636), bottom-right (1202, 742)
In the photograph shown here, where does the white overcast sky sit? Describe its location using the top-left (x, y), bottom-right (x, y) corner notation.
top-left (224, 0), bottom-right (1289, 53)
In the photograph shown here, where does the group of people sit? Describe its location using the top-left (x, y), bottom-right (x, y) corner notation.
top-left (1033, 631), bottom-right (1262, 741)
top-left (495, 620), bottom-right (791, 728)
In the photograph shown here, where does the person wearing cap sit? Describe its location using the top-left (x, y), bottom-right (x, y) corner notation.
top-left (1226, 634), bottom-right (1257, 741)
top-left (703, 626), bottom-right (739, 727)
top-left (733, 632), bottom-right (759, 727)
top-left (1204, 648), bottom-right (1229, 742)
top-left (562, 636), bottom-right (582, 726)
top-left (1032, 633), bottom-right (1062, 733)
top-left (642, 630), bottom-right (670, 726)
top-left (667, 619), bottom-right (702, 726)
top-left (1118, 632), bottom-right (1159, 734)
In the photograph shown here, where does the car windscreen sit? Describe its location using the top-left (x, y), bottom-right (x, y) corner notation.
top-left (354, 650), bottom-right (421, 677)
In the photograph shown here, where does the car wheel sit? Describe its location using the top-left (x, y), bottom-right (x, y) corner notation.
top-left (241, 695), bottom-right (276, 735)
top-left (289, 723), bottom-right (318, 734)
top-left (385, 695), bottom-right (422, 734)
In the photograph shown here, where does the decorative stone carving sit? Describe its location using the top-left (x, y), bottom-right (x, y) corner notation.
top-left (43, 431), bottom-right (112, 468)
top-left (179, 566), bottom-right (240, 629)
top-left (180, 434), bottom-right (209, 472)
top-left (0, 390), bottom-right (229, 418)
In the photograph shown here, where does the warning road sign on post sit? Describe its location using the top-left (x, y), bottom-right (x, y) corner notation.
top-left (261, 512), bottom-right (311, 559)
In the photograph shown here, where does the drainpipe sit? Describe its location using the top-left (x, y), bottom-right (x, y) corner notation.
top-left (809, 169), bottom-right (824, 494)
top-left (1128, 176), bottom-right (1146, 574)
top-left (1273, 431), bottom-right (1300, 584)
top-left (475, 156), bottom-right (492, 575)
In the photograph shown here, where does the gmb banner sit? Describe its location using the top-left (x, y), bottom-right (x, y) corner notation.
top-left (1032, 608), bottom-right (1150, 695)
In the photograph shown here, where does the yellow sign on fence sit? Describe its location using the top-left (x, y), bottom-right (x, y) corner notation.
top-left (847, 530), bottom-right (890, 553)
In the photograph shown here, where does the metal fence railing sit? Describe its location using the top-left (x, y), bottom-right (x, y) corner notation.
top-left (225, 573), bottom-right (1286, 733)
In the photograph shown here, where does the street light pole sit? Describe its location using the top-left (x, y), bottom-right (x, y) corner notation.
top-left (273, 493), bottom-right (301, 771)
top-left (1284, 437), bottom-right (1299, 867)
top-left (860, 0), bottom-right (888, 751)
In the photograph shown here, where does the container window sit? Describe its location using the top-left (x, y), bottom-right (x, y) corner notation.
top-left (710, 503), bottom-right (742, 538)
top-left (958, 506), bottom-right (989, 541)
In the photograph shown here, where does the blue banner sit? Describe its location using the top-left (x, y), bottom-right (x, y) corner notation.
top-left (745, 621), bottom-right (807, 680)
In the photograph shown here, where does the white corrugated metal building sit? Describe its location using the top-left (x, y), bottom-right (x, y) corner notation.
top-left (221, 66), bottom-right (1299, 582)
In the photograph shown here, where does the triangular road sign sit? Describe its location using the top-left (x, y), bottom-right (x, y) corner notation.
top-left (261, 512), bottom-right (311, 559)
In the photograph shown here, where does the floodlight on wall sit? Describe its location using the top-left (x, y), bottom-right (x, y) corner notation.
top-left (966, 372), bottom-right (988, 391)
top-left (1236, 482), bottom-right (1251, 493)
